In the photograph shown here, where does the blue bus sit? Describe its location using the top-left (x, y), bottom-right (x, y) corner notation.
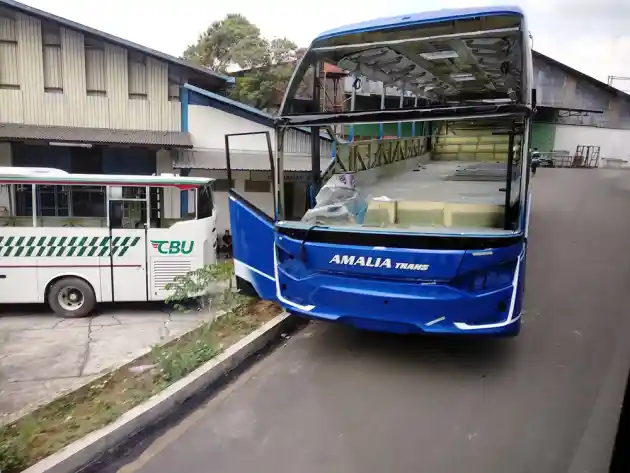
top-left (227, 6), bottom-right (534, 336)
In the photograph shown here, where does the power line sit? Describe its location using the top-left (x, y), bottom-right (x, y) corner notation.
top-left (607, 75), bottom-right (630, 93)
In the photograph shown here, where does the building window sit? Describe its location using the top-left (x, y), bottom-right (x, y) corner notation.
top-left (0, 9), bottom-right (18, 89)
top-left (42, 23), bottom-right (63, 93)
top-left (213, 179), bottom-right (234, 192)
top-left (168, 65), bottom-right (180, 101)
top-left (85, 36), bottom-right (106, 96)
top-left (244, 180), bottom-right (271, 193)
top-left (128, 51), bottom-right (147, 99)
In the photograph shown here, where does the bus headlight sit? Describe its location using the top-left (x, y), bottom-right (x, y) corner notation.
top-left (451, 260), bottom-right (517, 294)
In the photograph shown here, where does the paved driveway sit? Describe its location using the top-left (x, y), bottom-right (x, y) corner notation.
top-left (0, 302), bottom-right (218, 425)
top-left (104, 169), bottom-right (630, 473)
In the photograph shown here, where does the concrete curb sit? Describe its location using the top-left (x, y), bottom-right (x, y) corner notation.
top-left (24, 312), bottom-right (294, 473)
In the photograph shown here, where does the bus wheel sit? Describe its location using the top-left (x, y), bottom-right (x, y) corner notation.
top-left (47, 277), bottom-right (96, 318)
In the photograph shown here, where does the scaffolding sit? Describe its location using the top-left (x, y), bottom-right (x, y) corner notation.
top-left (544, 146), bottom-right (600, 168)
top-left (572, 145), bottom-right (600, 168)
top-left (320, 63), bottom-right (346, 113)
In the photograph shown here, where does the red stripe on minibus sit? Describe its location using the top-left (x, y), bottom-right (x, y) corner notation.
top-left (0, 264), bottom-right (142, 268)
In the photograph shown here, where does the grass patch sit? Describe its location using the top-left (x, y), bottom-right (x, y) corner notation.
top-left (0, 297), bottom-right (283, 473)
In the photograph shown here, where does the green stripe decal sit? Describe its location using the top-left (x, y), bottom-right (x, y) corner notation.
top-left (0, 235), bottom-right (142, 257)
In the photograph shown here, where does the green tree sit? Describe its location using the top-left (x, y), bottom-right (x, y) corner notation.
top-left (182, 14), bottom-right (268, 73)
top-left (269, 37), bottom-right (299, 64)
top-left (183, 15), bottom-right (300, 108)
top-left (231, 38), bottom-right (298, 109)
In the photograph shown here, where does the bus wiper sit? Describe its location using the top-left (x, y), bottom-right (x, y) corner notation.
top-left (299, 225), bottom-right (321, 263)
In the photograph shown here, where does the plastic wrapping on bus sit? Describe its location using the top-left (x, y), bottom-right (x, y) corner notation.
top-left (301, 173), bottom-right (369, 225)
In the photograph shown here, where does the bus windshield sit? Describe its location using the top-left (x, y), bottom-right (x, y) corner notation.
top-left (276, 6), bottom-right (532, 235)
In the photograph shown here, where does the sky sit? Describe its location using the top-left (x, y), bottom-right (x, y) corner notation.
top-left (17, 0), bottom-right (630, 89)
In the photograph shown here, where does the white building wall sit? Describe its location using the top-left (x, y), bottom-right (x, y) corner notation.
top-left (190, 168), bottom-right (274, 234)
top-left (189, 105), bottom-right (272, 151)
top-left (187, 106), bottom-right (274, 233)
top-left (187, 105), bottom-right (335, 234)
top-left (0, 8), bottom-right (180, 131)
top-left (553, 125), bottom-right (630, 161)
top-left (186, 104), bottom-right (334, 234)
top-left (188, 104), bottom-right (333, 156)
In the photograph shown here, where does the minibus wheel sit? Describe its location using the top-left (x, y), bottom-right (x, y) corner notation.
top-left (47, 277), bottom-right (96, 318)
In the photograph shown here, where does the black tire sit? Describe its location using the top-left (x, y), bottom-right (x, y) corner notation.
top-left (47, 277), bottom-right (96, 318)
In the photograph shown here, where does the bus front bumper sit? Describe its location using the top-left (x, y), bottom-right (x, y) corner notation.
top-left (278, 272), bottom-right (523, 337)
top-left (288, 306), bottom-right (522, 337)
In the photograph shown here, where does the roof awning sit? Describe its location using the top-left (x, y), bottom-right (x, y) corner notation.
top-left (0, 124), bottom-right (193, 148)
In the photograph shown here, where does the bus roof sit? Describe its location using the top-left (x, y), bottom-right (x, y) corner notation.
top-left (314, 5), bottom-right (525, 42)
top-left (278, 4), bottom-right (529, 120)
top-left (0, 167), bottom-right (214, 189)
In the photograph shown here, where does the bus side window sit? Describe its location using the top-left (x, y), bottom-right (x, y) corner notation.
top-left (0, 184), bottom-right (33, 227)
top-left (108, 200), bottom-right (147, 229)
top-left (108, 186), bottom-right (147, 229)
top-left (109, 201), bottom-right (123, 229)
top-left (14, 184), bottom-right (107, 228)
top-left (197, 185), bottom-right (213, 219)
top-left (154, 184), bottom-right (212, 228)
top-left (151, 185), bottom-right (185, 228)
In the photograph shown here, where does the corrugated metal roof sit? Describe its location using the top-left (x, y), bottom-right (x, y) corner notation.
top-left (0, 124), bottom-right (193, 147)
top-left (175, 148), bottom-right (332, 172)
top-left (0, 0), bottom-right (234, 87)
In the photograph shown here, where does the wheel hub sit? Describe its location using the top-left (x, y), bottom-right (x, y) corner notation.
top-left (58, 287), bottom-right (85, 312)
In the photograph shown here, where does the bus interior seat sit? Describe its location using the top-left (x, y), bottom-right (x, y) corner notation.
top-left (364, 199), bottom-right (504, 229)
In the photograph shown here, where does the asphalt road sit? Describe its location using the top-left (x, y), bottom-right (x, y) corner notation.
top-left (106, 169), bottom-right (630, 473)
